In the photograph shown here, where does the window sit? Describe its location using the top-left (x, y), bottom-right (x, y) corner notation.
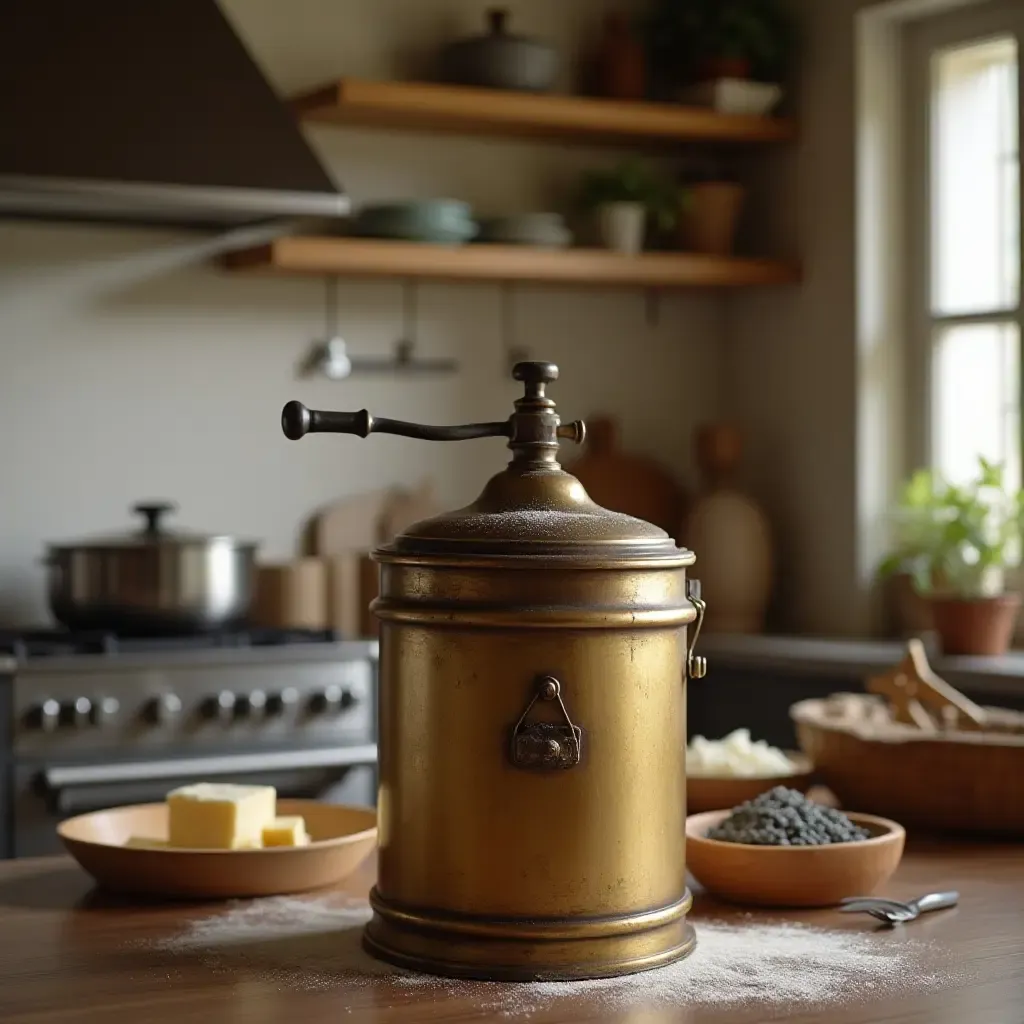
top-left (906, 3), bottom-right (1023, 491)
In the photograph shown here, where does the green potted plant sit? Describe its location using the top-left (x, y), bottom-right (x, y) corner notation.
top-left (577, 160), bottom-right (679, 254)
top-left (646, 0), bottom-right (795, 93)
top-left (877, 457), bottom-right (1024, 656)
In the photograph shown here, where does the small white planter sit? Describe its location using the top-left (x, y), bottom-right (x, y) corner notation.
top-left (596, 201), bottom-right (645, 254)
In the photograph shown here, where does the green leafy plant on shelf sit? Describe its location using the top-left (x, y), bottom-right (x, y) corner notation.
top-left (646, 0), bottom-right (797, 90)
top-left (877, 457), bottom-right (1024, 599)
top-left (576, 159), bottom-right (686, 235)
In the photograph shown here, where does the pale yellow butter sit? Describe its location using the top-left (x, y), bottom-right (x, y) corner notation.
top-left (124, 836), bottom-right (169, 849)
top-left (166, 783), bottom-right (276, 849)
top-left (262, 816), bottom-right (310, 847)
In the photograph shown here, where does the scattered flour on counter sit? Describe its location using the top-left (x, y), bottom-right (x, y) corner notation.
top-left (156, 895), bottom-right (373, 949)
top-left (139, 895), bottom-right (961, 1017)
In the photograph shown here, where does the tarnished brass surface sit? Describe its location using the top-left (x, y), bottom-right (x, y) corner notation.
top-left (281, 361), bottom-right (707, 980)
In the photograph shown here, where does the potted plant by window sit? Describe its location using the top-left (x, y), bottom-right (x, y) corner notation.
top-left (877, 458), bottom-right (1024, 656)
top-left (577, 160), bottom-right (677, 254)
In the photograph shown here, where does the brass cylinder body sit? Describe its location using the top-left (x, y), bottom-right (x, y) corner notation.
top-left (363, 551), bottom-right (698, 980)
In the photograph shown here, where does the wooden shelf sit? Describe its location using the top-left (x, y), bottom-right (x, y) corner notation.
top-left (222, 237), bottom-right (800, 290)
top-left (293, 78), bottom-right (797, 147)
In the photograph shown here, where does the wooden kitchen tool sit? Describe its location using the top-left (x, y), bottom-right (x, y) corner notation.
top-left (251, 559), bottom-right (328, 630)
top-left (380, 479), bottom-right (438, 539)
top-left (564, 416), bottom-right (687, 540)
top-left (314, 488), bottom-right (395, 555)
top-left (317, 482), bottom-right (440, 638)
top-left (866, 638), bottom-right (988, 732)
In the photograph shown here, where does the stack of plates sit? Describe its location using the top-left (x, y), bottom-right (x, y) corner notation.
top-left (475, 212), bottom-right (572, 249)
top-left (354, 200), bottom-right (477, 244)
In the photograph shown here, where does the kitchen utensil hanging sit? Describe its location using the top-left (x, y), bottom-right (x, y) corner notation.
top-left (303, 277), bottom-right (458, 380)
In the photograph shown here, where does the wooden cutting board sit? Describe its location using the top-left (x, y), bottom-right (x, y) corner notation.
top-left (313, 488), bottom-right (395, 556)
top-left (565, 416), bottom-right (687, 540)
top-left (314, 481), bottom-right (440, 639)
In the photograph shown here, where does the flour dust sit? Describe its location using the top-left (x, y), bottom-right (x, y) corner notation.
top-left (139, 894), bottom-right (959, 1017)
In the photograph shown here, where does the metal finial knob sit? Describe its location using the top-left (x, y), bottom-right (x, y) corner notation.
top-left (513, 361), bottom-right (559, 386)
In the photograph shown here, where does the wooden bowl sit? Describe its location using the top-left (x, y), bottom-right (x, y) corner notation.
top-left (686, 752), bottom-right (814, 814)
top-left (58, 799), bottom-right (377, 900)
top-left (685, 809), bottom-right (905, 908)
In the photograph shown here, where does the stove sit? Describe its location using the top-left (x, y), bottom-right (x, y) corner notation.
top-left (0, 628), bottom-right (379, 858)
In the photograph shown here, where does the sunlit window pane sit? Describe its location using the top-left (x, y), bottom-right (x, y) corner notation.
top-left (933, 321), bottom-right (1020, 491)
top-left (931, 36), bottom-right (1019, 315)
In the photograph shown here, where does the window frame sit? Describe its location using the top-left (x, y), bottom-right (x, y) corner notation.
top-left (903, 0), bottom-right (1024, 481)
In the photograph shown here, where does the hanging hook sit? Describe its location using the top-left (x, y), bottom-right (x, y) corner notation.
top-left (300, 276), bottom-right (352, 380)
top-left (325, 275), bottom-right (339, 337)
top-left (402, 279), bottom-right (418, 350)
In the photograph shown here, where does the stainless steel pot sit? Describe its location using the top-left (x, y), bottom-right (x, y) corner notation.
top-left (45, 502), bottom-right (259, 634)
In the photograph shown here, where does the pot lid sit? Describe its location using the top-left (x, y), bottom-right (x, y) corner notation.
top-left (281, 362), bottom-right (693, 564)
top-left (49, 502), bottom-right (252, 549)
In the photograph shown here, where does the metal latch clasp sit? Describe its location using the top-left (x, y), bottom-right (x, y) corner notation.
top-left (510, 675), bottom-right (582, 770)
top-left (686, 579), bottom-right (708, 681)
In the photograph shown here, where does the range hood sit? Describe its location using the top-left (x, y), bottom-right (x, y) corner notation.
top-left (0, 0), bottom-right (349, 229)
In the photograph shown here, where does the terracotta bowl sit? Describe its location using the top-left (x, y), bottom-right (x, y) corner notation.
top-left (686, 752), bottom-right (814, 814)
top-left (685, 809), bottom-right (905, 908)
top-left (58, 799), bottom-right (377, 900)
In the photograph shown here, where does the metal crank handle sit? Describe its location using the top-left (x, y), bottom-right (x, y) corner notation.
top-left (282, 402), bottom-right (512, 443)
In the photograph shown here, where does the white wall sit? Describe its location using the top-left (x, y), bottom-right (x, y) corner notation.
top-left (726, 0), bottom-right (984, 636)
top-left (725, 0), bottom-right (863, 636)
top-left (0, 0), bottom-right (724, 626)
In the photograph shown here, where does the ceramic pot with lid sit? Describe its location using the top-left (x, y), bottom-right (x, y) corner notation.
top-left (282, 362), bottom-right (708, 981)
top-left (45, 502), bottom-right (259, 634)
top-left (439, 8), bottom-right (559, 92)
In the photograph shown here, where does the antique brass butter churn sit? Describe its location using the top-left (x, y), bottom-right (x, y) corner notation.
top-left (282, 362), bottom-right (707, 981)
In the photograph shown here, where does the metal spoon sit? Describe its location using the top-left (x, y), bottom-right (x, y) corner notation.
top-left (839, 891), bottom-right (959, 925)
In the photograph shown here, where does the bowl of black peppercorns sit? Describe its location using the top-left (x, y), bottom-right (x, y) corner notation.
top-left (685, 787), bottom-right (905, 908)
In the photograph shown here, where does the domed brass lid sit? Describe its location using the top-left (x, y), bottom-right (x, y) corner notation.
top-left (281, 361), bottom-right (693, 563)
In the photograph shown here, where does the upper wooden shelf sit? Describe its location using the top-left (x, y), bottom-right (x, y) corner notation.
top-left (222, 237), bottom-right (800, 290)
top-left (292, 78), bottom-right (797, 147)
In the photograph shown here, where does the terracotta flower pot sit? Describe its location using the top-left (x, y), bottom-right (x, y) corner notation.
top-left (680, 182), bottom-right (746, 256)
top-left (928, 593), bottom-right (1022, 656)
top-left (698, 56), bottom-right (751, 81)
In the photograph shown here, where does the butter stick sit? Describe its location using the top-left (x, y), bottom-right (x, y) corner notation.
top-left (166, 783), bottom-right (276, 849)
top-left (262, 816), bottom-right (310, 848)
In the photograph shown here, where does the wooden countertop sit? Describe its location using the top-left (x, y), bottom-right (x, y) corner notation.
top-left (0, 841), bottom-right (1021, 1023)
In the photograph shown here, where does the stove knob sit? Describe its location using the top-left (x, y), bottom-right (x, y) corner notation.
top-left (309, 684), bottom-right (343, 715)
top-left (266, 687), bottom-right (299, 716)
top-left (146, 693), bottom-right (183, 725)
top-left (339, 688), bottom-right (357, 710)
top-left (34, 698), bottom-right (61, 733)
top-left (90, 696), bottom-right (121, 726)
top-left (236, 690), bottom-right (267, 719)
top-left (204, 691), bottom-right (237, 723)
top-left (61, 696), bottom-right (93, 728)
